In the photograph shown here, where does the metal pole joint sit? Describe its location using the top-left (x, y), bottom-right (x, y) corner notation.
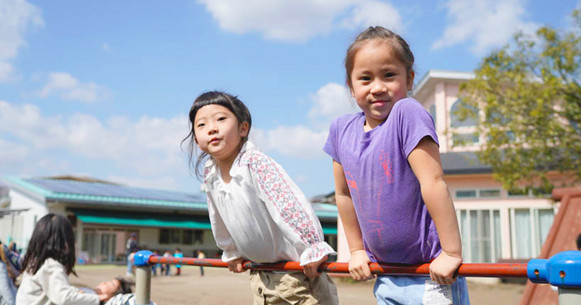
top-left (134, 250), bottom-right (153, 267)
top-left (527, 250), bottom-right (581, 288)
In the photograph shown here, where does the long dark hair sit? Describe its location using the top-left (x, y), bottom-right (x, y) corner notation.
top-left (182, 91), bottom-right (252, 179)
top-left (21, 213), bottom-right (77, 276)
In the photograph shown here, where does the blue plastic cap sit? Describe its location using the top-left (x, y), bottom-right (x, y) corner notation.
top-left (546, 251), bottom-right (581, 288)
top-left (528, 251), bottom-right (581, 287)
top-left (134, 250), bottom-right (153, 267)
top-left (527, 258), bottom-right (548, 283)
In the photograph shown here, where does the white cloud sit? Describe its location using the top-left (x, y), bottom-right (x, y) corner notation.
top-left (102, 42), bottom-right (111, 52)
top-left (432, 0), bottom-right (538, 55)
top-left (0, 101), bottom-right (188, 177)
top-left (0, 61), bottom-right (15, 82)
top-left (253, 126), bottom-right (328, 159)
top-left (254, 82), bottom-right (356, 159)
top-left (341, 0), bottom-right (403, 33)
top-left (308, 82), bottom-right (356, 127)
top-left (38, 72), bottom-right (111, 102)
top-left (197, 0), bottom-right (402, 42)
top-left (0, 0), bottom-right (43, 81)
top-left (0, 138), bottom-right (29, 164)
top-left (0, 81), bottom-right (353, 190)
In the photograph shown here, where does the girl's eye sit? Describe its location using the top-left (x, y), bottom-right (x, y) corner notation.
top-left (196, 123), bottom-right (205, 128)
top-left (359, 76), bottom-right (371, 81)
top-left (385, 72), bottom-right (395, 78)
top-left (217, 117), bottom-right (226, 121)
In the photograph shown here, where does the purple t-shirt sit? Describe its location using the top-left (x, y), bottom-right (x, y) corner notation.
top-left (324, 98), bottom-right (442, 264)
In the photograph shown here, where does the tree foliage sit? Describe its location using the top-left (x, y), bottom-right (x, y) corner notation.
top-left (456, 10), bottom-right (581, 191)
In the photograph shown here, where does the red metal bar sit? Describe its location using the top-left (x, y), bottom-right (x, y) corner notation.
top-left (148, 256), bottom-right (528, 278)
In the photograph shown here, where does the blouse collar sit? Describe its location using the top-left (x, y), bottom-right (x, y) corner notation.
top-left (203, 141), bottom-right (258, 183)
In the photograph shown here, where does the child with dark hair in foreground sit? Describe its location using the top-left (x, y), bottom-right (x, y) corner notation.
top-left (16, 213), bottom-right (106, 304)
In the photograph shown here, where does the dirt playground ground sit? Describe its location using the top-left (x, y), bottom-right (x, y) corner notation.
top-left (70, 264), bottom-right (526, 305)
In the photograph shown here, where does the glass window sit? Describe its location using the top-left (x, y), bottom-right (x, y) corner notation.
top-left (537, 209), bottom-right (554, 252)
top-left (514, 209), bottom-right (532, 258)
top-left (194, 230), bottom-right (204, 244)
top-left (508, 188), bottom-right (530, 197)
top-left (170, 229), bottom-right (181, 244)
top-left (429, 104), bottom-right (437, 126)
top-left (460, 210), bottom-right (469, 257)
top-left (479, 189), bottom-right (501, 198)
top-left (459, 209), bottom-right (501, 263)
top-left (493, 210), bottom-right (501, 261)
top-left (159, 229), bottom-right (169, 244)
top-left (452, 133), bottom-right (479, 145)
top-left (451, 99), bottom-right (477, 127)
top-left (183, 230), bottom-right (194, 245)
top-left (456, 190), bottom-right (477, 198)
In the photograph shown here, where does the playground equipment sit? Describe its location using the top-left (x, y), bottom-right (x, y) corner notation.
top-left (133, 250), bottom-right (581, 305)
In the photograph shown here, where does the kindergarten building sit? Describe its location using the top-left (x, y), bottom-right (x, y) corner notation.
top-left (0, 176), bottom-right (338, 264)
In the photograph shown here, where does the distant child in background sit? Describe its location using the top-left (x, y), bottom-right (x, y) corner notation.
top-left (151, 251), bottom-right (161, 276)
top-left (183, 91), bottom-right (338, 304)
top-left (196, 250), bottom-right (205, 277)
top-left (1, 240), bottom-right (20, 305)
top-left (162, 251), bottom-right (171, 276)
top-left (173, 249), bottom-right (183, 276)
top-left (125, 233), bottom-right (139, 277)
top-left (16, 213), bottom-right (110, 305)
top-left (324, 26), bottom-right (470, 304)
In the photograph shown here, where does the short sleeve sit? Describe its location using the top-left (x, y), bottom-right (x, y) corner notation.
top-left (323, 119), bottom-right (340, 163)
top-left (397, 98), bottom-right (439, 158)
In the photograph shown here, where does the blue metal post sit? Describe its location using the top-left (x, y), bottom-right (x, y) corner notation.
top-left (527, 250), bottom-right (581, 305)
top-left (133, 250), bottom-right (153, 305)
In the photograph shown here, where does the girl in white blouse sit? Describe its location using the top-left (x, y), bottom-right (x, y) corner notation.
top-left (16, 214), bottom-right (109, 305)
top-left (184, 91), bottom-right (338, 304)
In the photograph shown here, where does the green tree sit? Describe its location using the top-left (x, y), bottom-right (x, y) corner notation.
top-left (455, 10), bottom-right (581, 192)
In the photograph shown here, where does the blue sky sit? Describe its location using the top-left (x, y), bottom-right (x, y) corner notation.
top-left (0, 0), bottom-right (578, 197)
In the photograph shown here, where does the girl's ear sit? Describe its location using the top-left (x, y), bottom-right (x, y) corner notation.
top-left (407, 70), bottom-right (415, 91)
top-left (239, 121), bottom-right (250, 137)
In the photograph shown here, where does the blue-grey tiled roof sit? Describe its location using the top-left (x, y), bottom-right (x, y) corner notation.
top-left (3, 176), bottom-right (207, 210)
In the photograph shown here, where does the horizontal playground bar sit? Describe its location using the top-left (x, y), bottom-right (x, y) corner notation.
top-left (147, 255), bottom-right (528, 278)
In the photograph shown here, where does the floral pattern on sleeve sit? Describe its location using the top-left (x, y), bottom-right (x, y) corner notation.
top-left (242, 150), bottom-right (335, 265)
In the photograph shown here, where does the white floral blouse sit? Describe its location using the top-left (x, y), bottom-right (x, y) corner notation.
top-left (203, 141), bottom-right (335, 266)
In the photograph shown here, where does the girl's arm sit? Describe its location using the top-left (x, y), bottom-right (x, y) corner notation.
top-left (39, 259), bottom-right (99, 305)
top-left (333, 161), bottom-right (372, 281)
top-left (408, 137), bottom-right (463, 285)
top-left (247, 152), bottom-right (335, 277)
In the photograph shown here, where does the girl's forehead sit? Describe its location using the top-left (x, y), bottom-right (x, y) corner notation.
top-left (195, 104), bottom-right (232, 117)
top-left (359, 39), bottom-right (397, 55)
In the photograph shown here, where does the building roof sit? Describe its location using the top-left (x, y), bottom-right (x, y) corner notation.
top-left (413, 69), bottom-right (474, 103)
top-left (3, 176), bottom-right (208, 211)
top-left (0, 181), bottom-right (9, 207)
top-left (440, 151), bottom-right (492, 175)
top-left (2, 176), bottom-right (338, 220)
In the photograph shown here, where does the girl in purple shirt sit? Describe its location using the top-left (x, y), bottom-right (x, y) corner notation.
top-left (324, 26), bottom-right (470, 304)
